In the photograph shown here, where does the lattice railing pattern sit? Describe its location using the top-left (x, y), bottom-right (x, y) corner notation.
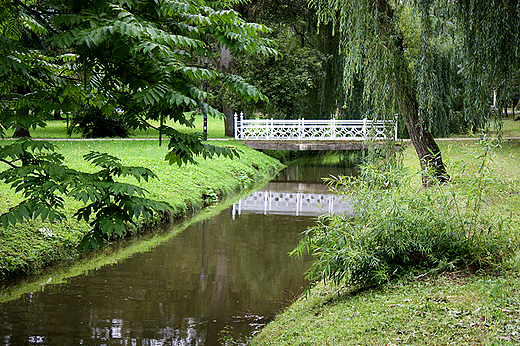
top-left (234, 112), bottom-right (398, 140)
top-left (231, 190), bottom-right (352, 217)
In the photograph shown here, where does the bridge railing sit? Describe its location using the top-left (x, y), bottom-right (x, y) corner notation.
top-left (231, 190), bottom-right (353, 217)
top-left (234, 112), bottom-right (398, 141)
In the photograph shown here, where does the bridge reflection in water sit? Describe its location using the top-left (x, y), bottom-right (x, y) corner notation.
top-left (232, 182), bottom-right (352, 218)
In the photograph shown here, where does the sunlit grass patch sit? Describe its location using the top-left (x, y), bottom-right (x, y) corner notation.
top-left (253, 139), bottom-right (520, 346)
top-left (27, 113), bottom-right (227, 139)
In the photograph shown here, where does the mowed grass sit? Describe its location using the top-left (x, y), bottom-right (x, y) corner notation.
top-left (23, 112), bottom-right (228, 139)
top-left (11, 112), bottom-right (520, 140)
top-left (251, 140), bottom-right (520, 346)
top-left (253, 273), bottom-right (520, 345)
top-left (448, 117), bottom-right (520, 139)
top-left (0, 139), bottom-right (283, 280)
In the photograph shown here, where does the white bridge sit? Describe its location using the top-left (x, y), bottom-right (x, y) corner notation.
top-left (232, 189), bottom-right (352, 217)
top-left (234, 112), bottom-right (398, 141)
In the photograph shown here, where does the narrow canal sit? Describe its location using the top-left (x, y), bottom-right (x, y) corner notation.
top-left (0, 156), bottom-right (355, 345)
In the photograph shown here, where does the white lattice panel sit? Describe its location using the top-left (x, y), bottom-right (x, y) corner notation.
top-left (234, 113), bottom-right (398, 141)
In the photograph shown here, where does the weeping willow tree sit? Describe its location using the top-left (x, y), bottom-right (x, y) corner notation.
top-left (311, 0), bottom-right (520, 185)
top-left (457, 0), bottom-right (520, 127)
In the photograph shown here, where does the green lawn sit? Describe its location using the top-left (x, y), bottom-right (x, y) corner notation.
top-left (0, 139), bottom-right (283, 281)
top-left (8, 113), bottom-right (520, 140)
top-left (24, 112), bottom-right (228, 139)
top-left (448, 117), bottom-right (520, 138)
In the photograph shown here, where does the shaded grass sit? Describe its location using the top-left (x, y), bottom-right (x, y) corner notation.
top-left (252, 272), bottom-right (520, 345)
top-left (0, 139), bottom-right (283, 281)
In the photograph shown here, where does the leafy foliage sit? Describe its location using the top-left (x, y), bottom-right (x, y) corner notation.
top-left (0, 139), bottom-right (172, 252)
top-left (46, 0), bottom-right (275, 164)
top-left (1, 0), bottom-right (276, 159)
top-left (231, 0), bottom-right (350, 120)
top-left (292, 141), bottom-right (519, 289)
top-left (232, 34), bottom-right (326, 119)
top-left (0, 0), bottom-right (73, 137)
top-left (0, 0), bottom-right (277, 250)
top-left (307, 0), bottom-right (520, 182)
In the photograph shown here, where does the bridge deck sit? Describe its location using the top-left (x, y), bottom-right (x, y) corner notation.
top-left (233, 112), bottom-right (399, 150)
top-left (240, 140), bottom-right (397, 151)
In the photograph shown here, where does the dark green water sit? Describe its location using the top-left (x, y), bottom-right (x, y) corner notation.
top-left (0, 163), bottom-right (353, 345)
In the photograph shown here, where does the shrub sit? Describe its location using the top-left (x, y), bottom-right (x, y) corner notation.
top-left (292, 141), bottom-right (519, 289)
top-left (69, 105), bottom-right (131, 138)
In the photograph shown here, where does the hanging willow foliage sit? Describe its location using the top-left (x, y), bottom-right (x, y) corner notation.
top-left (455, 0), bottom-right (520, 128)
top-left (310, 0), bottom-right (449, 184)
top-left (309, 0), bottom-right (520, 184)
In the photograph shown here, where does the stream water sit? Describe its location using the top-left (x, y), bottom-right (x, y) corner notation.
top-left (0, 159), bottom-right (355, 345)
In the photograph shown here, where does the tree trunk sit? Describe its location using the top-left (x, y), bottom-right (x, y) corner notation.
top-left (372, 0), bottom-right (449, 186)
top-left (13, 124), bottom-right (31, 138)
top-left (13, 86), bottom-right (31, 138)
top-left (402, 89), bottom-right (449, 186)
top-left (53, 109), bottom-right (62, 120)
top-left (219, 45), bottom-right (237, 137)
top-left (223, 103), bottom-right (235, 137)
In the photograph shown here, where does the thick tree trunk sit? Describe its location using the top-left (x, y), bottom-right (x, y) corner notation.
top-left (13, 125), bottom-right (30, 138)
top-left (373, 0), bottom-right (449, 186)
top-left (223, 103), bottom-right (235, 137)
top-left (402, 90), bottom-right (449, 186)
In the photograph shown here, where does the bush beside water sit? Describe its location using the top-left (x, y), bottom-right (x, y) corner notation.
top-left (293, 141), bottom-right (519, 289)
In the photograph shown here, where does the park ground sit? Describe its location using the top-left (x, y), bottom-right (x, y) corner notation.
top-left (2, 116), bottom-right (520, 345)
top-left (0, 124), bottom-right (283, 282)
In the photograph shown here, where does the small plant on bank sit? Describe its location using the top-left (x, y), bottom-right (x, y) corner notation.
top-left (292, 140), bottom-right (519, 289)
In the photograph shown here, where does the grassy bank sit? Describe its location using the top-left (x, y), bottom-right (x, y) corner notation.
top-left (0, 139), bottom-right (283, 281)
top-left (251, 140), bottom-right (520, 346)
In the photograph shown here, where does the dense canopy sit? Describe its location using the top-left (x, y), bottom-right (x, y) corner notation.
top-left (0, 0), bottom-right (277, 250)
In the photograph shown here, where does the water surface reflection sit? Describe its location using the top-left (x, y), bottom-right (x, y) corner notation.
top-left (0, 162), bottom-right (353, 345)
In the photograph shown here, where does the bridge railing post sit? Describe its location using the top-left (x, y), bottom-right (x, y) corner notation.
top-left (240, 111), bottom-right (247, 139)
top-left (362, 117), bottom-right (368, 140)
top-left (331, 118), bottom-right (336, 139)
top-left (234, 112), bottom-right (238, 139)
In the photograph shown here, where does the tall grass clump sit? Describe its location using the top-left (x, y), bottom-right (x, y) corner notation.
top-left (292, 141), bottom-right (519, 289)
